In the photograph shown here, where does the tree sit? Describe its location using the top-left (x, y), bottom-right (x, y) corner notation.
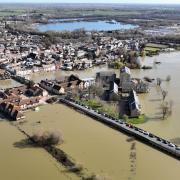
top-left (160, 101), bottom-right (173, 120)
top-left (161, 90), bottom-right (168, 101)
top-left (156, 78), bottom-right (162, 86)
top-left (31, 130), bottom-right (64, 146)
top-left (84, 174), bottom-right (110, 180)
top-left (89, 85), bottom-right (104, 98)
top-left (122, 114), bottom-right (129, 122)
top-left (166, 75), bottom-right (171, 82)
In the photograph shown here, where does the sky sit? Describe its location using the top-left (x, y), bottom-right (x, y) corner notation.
top-left (0, 0), bottom-right (180, 4)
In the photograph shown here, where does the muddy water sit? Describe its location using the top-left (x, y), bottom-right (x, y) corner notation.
top-left (1, 51), bottom-right (180, 180)
top-left (30, 65), bottom-right (109, 83)
top-left (0, 120), bottom-right (78, 180)
top-left (30, 51), bottom-right (180, 140)
top-left (20, 104), bottom-right (180, 180)
top-left (0, 79), bottom-right (21, 89)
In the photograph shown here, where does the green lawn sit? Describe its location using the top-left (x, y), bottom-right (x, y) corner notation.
top-left (78, 99), bottom-right (119, 119)
top-left (76, 98), bottom-right (147, 124)
top-left (126, 114), bottom-right (147, 124)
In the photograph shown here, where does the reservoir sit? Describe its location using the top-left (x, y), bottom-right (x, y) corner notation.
top-left (37, 20), bottom-right (137, 32)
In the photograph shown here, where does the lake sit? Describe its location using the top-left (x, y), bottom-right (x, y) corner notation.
top-left (37, 20), bottom-right (137, 32)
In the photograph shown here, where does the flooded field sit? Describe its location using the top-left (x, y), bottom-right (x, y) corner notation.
top-left (0, 120), bottom-right (78, 180)
top-left (19, 104), bottom-right (180, 180)
top-left (29, 51), bottom-right (180, 139)
top-left (1, 51), bottom-right (180, 179)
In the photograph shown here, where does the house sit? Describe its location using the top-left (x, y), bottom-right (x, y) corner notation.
top-left (0, 102), bottom-right (25, 120)
top-left (120, 66), bottom-right (149, 93)
top-left (119, 90), bottom-right (141, 118)
top-left (103, 81), bottom-right (119, 101)
top-left (26, 85), bottom-right (48, 97)
top-left (119, 66), bottom-right (132, 92)
top-left (52, 84), bottom-right (65, 95)
top-left (40, 80), bottom-right (54, 92)
top-left (96, 71), bottom-right (116, 88)
top-left (82, 77), bottom-right (95, 88)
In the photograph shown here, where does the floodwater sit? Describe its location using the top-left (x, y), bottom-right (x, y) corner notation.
top-left (28, 51), bottom-right (180, 139)
top-left (0, 79), bottom-right (21, 89)
top-left (37, 20), bottom-right (137, 32)
top-left (1, 51), bottom-right (180, 179)
top-left (20, 104), bottom-right (180, 180)
top-left (30, 51), bottom-right (180, 140)
top-left (0, 120), bottom-right (78, 180)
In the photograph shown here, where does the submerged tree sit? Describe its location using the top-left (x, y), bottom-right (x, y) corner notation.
top-left (160, 101), bottom-right (173, 120)
top-left (161, 90), bottom-right (168, 101)
top-left (166, 75), bottom-right (171, 82)
top-left (31, 130), bottom-right (64, 146)
top-left (84, 174), bottom-right (111, 180)
top-left (156, 78), bottom-right (162, 86)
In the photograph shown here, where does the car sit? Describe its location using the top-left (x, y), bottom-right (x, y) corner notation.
top-left (134, 127), bottom-right (138, 131)
top-left (138, 129), bottom-right (144, 133)
top-left (156, 137), bottom-right (161, 141)
top-left (175, 147), bottom-right (180, 151)
top-left (148, 133), bottom-right (154, 138)
top-left (143, 131), bottom-right (149, 135)
top-left (162, 140), bottom-right (167, 144)
top-left (118, 121), bottom-right (124, 124)
top-left (168, 143), bottom-right (176, 148)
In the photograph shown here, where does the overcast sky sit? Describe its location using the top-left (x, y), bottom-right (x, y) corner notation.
top-left (0, 0), bottom-right (180, 4)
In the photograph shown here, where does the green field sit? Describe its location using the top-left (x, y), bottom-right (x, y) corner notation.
top-left (144, 46), bottom-right (160, 52)
top-left (0, 10), bottom-right (26, 17)
top-left (146, 43), bottom-right (168, 49)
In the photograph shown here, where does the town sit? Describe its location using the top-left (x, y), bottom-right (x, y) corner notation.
top-left (1, 3), bottom-right (180, 180)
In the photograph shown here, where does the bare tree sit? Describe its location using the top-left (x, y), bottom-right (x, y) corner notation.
top-left (156, 78), bottom-right (162, 86)
top-left (161, 90), bottom-right (168, 101)
top-left (160, 101), bottom-right (173, 120)
top-left (84, 174), bottom-right (111, 180)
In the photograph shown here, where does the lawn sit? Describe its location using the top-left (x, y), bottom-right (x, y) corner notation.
top-left (126, 114), bottom-right (147, 124)
top-left (78, 99), bottom-right (119, 119)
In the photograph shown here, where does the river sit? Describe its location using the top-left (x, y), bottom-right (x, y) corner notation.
top-left (1, 51), bottom-right (180, 179)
